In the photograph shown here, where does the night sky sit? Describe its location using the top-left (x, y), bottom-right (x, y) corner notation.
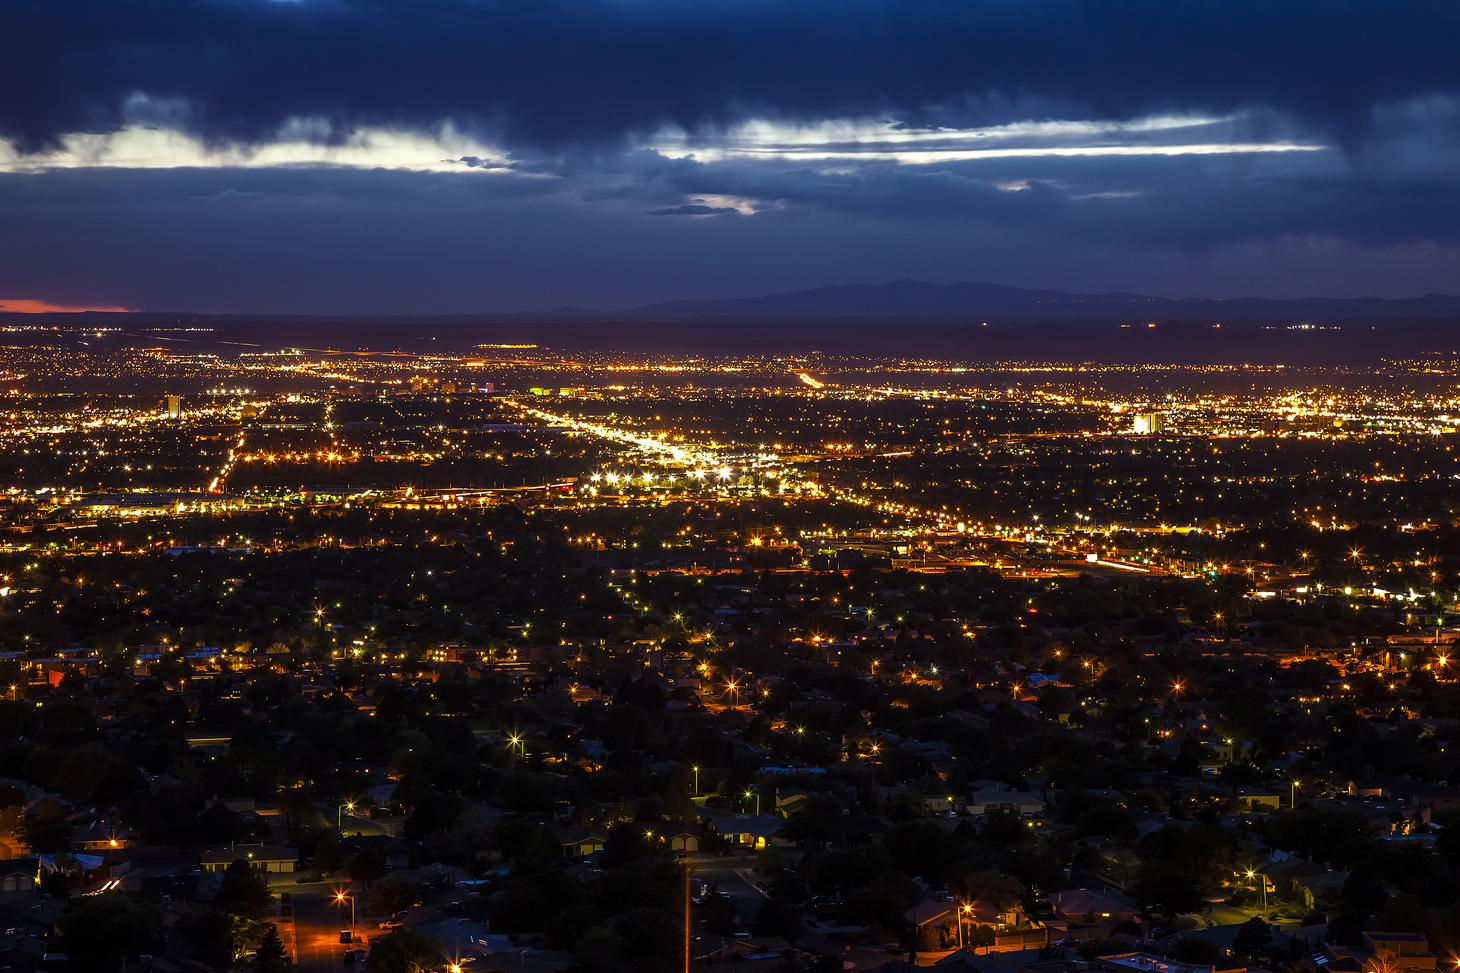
top-left (3, 0), bottom-right (1459, 314)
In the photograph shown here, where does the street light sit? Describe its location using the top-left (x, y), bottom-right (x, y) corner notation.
top-left (744, 789), bottom-right (760, 815)
top-left (1245, 869), bottom-right (1267, 914)
top-left (337, 801), bottom-right (355, 832)
top-left (957, 902), bottom-right (972, 950)
top-left (692, 765), bottom-right (700, 796)
top-left (334, 889), bottom-right (356, 928)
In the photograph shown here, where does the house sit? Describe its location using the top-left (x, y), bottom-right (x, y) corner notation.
top-left (1347, 779), bottom-right (1388, 799)
top-left (1153, 921), bottom-right (1326, 959)
top-left (0, 858), bottom-right (37, 893)
top-left (1299, 943), bottom-right (1366, 973)
top-left (1385, 780), bottom-right (1460, 815)
top-left (1232, 788), bottom-right (1282, 812)
top-left (74, 819), bottom-right (136, 853)
top-left (199, 843), bottom-right (298, 874)
top-left (1362, 932), bottom-right (1438, 973)
top-left (905, 899), bottom-right (958, 928)
top-left (662, 824), bottom-right (700, 854)
top-left (1050, 889), bottom-right (1140, 926)
top-left (904, 900), bottom-right (961, 950)
top-left (556, 826), bottom-right (608, 858)
top-left (776, 789), bottom-right (813, 816)
top-left (932, 945), bottom-right (1085, 973)
top-left (1095, 952), bottom-right (1213, 973)
top-left (696, 808), bottom-right (785, 849)
top-left (967, 785), bottom-right (1045, 820)
top-left (1263, 855), bottom-right (1347, 910)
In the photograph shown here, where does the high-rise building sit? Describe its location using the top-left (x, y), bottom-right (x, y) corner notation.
top-left (1132, 411), bottom-right (1166, 434)
top-left (165, 394), bottom-right (182, 419)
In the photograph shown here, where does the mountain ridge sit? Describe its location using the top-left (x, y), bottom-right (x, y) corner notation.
top-left (613, 279), bottom-right (1460, 321)
top-left (5, 280), bottom-right (1460, 323)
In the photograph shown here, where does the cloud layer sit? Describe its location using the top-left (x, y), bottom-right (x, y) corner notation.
top-left (4, 0), bottom-right (1458, 152)
top-left (1, 0), bottom-right (1458, 312)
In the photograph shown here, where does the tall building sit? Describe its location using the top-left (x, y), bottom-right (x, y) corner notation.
top-left (1132, 411), bottom-right (1166, 434)
top-left (165, 394), bottom-right (182, 419)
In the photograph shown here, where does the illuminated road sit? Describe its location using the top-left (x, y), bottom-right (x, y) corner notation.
top-left (503, 393), bottom-right (1193, 579)
top-left (291, 882), bottom-right (362, 973)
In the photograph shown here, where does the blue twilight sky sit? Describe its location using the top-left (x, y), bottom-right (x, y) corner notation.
top-left (2, 0), bottom-right (1459, 314)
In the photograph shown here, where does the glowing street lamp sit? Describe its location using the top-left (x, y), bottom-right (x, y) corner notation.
top-left (1245, 869), bottom-right (1267, 913)
top-left (744, 789), bottom-right (760, 815)
top-left (337, 801), bottom-right (355, 832)
top-left (334, 889), bottom-right (356, 927)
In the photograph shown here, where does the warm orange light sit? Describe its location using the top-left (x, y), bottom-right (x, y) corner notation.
top-left (0, 298), bottom-right (131, 313)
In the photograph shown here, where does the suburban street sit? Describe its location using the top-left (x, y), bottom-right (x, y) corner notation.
top-left (687, 854), bottom-right (769, 920)
top-left (288, 881), bottom-right (364, 973)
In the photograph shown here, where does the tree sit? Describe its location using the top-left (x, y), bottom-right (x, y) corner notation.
top-left (1341, 862), bottom-right (1387, 915)
top-left (1133, 862), bottom-right (1204, 918)
top-left (370, 874), bottom-right (419, 917)
top-left (1266, 806), bottom-right (1373, 865)
top-left (1171, 937), bottom-right (1224, 965)
top-left (1374, 894), bottom-right (1424, 933)
top-left (753, 895), bottom-right (803, 942)
top-left (218, 859), bottom-right (274, 918)
top-left (1367, 948), bottom-right (1404, 973)
top-left (174, 908), bottom-right (233, 969)
top-left (253, 923), bottom-right (293, 972)
top-left (782, 794), bottom-right (845, 848)
top-left (349, 847), bottom-right (389, 885)
top-left (20, 798), bottom-right (72, 853)
top-left (1233, 917), bottom-right (1273, 961)
top-left (58, 892), bottom-right (164, 971)
top-left (366, 928), bottom-right (445, 973)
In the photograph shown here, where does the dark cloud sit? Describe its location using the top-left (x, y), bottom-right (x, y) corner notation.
top-left (3, 1), bottom-right (1459, 310)
top-left (451, 155), bottom-right (513, 170)
top-left (2, 0), bottom-right (1458, 153)
top-left (2, 155), bottom-right (1457, 314)
top-left (647, 202), bottom-right (741, 217)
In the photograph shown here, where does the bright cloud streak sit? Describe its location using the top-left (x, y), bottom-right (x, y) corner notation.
top-left (673, 142), bottom-right (1327, 164)
top-left (658, 114), bottom-right (1241, 149)
top-left (0, 123), bottom-right (519, 174)
top-left (651, 114), bottom-right (1325, 164)
top-left (0, 114), bottom-right (1326, 174)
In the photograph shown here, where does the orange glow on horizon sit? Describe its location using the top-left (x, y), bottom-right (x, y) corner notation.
top-left (0, 298), bottom-right (131, 313)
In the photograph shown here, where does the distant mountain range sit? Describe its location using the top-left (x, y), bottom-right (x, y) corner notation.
top-left (564, 279), bottom-right (1460, 322)
top-left (10, 279), bottom-right (1460, 327)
